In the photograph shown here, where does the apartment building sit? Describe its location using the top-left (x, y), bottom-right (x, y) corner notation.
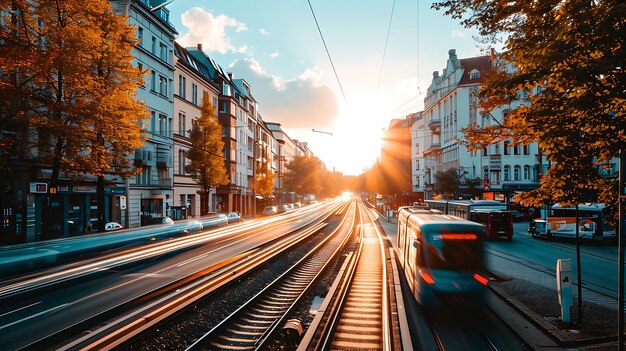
top-left (415, 49), bottom-right (541, 201)
top-left (172, 42), bottom-right (221, 219)
top-left (110, 0), bottom-right (177, 227)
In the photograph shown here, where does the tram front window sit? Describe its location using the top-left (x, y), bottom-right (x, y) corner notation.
top-left (426, 232), bottom-right (483, 270)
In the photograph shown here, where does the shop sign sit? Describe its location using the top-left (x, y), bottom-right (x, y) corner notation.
top-left (58, 185), bottom-right (70, 192)
top-left (29, 182), bottom-right (48, 193)
top-left (73, 185), bottom-right (96, 193)
top-left (110, 188), bottom-right (126, 195)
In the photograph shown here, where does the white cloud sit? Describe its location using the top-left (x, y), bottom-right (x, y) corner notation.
top-left (177, 7), bottom-right (247, 54)
top-left (235, 45), bottom-right (248, 54)
top-left (259, 28), bottom-right (270, 36)
top-left (270, 51), bottom-right (279, 58)
top-left (451, 30), bottom-right (466, 39)
top-left (228, 59), bottom-right (339, 129)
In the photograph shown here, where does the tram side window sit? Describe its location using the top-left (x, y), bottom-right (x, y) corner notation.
top-left (414, 239), bottom-right (425, 267)
top-left (398, 221), bottom-right (406, 254)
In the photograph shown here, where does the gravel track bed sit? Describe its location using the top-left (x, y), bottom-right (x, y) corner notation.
top-left (265, 237), bottom-right (359, 351)
top-left (121, 214), bottom-right (346, 351)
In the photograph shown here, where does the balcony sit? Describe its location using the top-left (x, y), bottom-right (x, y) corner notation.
top-left (158, 178), bottom-right (172, 187)
top-left (423, 143), bottom-right (441, 156)
top-left (428, 118), bottom-right (441, 134)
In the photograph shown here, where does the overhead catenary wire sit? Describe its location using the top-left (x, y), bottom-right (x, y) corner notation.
top-left (307, 0), bottom-right (348, 106)
top-left (376, 0), bottom-right (397, 95)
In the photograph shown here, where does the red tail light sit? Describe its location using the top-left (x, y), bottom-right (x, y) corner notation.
top-left (474, 273), bottom-right (489, 286)
top-left (420, 271), bottom-right (435, 285)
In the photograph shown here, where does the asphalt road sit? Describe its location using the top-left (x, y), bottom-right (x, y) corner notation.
top-left (485, 222), bottom-right (619, 302)
top-left (0, 203), bottom-right (337, 350)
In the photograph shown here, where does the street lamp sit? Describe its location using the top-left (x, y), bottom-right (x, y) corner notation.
top-left (312, 129), bottom-right (333, 136)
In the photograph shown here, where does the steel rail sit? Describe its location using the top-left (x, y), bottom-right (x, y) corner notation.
top-left (184, 201), bottom-right (357, 351)
top-left (312, 200), bottom-right (392, 351)
top-left (23, 202), bottom-right (346, 351)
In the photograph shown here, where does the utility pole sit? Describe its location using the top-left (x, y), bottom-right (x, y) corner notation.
top-left (619, 149), bottom-right (625, 351)
top-left (575, 204), bottom-right (582, 326)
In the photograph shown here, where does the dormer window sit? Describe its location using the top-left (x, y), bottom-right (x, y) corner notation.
top-left (470, 69), bottom-right (480, 80)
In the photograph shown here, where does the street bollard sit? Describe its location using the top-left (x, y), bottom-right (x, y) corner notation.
top-left (556, 258), bottom-right (573, 323)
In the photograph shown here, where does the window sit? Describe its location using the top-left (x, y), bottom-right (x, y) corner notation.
top-left (178, 75), bottom-right (186, 99)
top-left (151, 70), bottom-right (156, 91)
top-left (504, 165), bottom-right (511, 181)
top-left (137, 63), bottom-right (144, 87)
top-left (220, 101), bottom-right (228, 113)
top-left (482, 147), bottom-right (488, 156)
top-left (150, 111), bottom-right (156, 132)
top-left (212, 97), bottom-right (218, 108)
top-left (192, 83), bottom-right (198, 105)
top-left (523, 165), bottom-right (530, 180)
top-left (138, 165), bottom-right (151, 185)
top-left (151, 36), bottom-right (156, 54)
top-left (159, 114), bottom-right (169, 136)
top-left (494, 143), bottom-right (500, 155)
top-left (514, 145), bottom-right (520, 155)
top-left (179, 149), bottom-right (186, 175)
top-left (137, 27), bottom-right (143, 46)
top-left (504, 140), bottom-right (510, 155)
top-left (179, 112), bottom-right (186, 137)
top-left (483, 167), bottom-right (489, 180)
top-left (514, 165), bottom-right (520, 181)
top-left (470, 69), bottom-right (480, 79)
top-left (222, 84), bottom-right (231, 96)
top-left (523, 145), bottom-right (530, 155)
top-left (159, 42), bottom-right (167, 62)
top-left (159, 75), bottom-right (167, 96)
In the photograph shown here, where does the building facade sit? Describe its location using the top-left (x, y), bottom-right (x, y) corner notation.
top-left (416, 49), bottom-right (541, 202)
top-left (111, 0), bottom-right (177, 227)
top-left (172, 42), bottom-right (220, 219)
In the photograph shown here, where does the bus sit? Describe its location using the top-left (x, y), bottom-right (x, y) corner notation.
top-left (425, 200), bottom-right (513, 241)
top-left (529, 203), bottom-right (616, 240)
top-left (397, 207), bottom-right (488, 308)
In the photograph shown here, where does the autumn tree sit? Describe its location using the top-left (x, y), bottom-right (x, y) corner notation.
top-left (0, 1), bottom-right (146, 232)
top-left (256, 159), bottom-right (276, 206)
top-left (434, 168), bottom-right (462, 199)
top-left (185, 93), bottom-right (229, 214)
top-left (284, 155), bottom-right (322, 197)
top-left (432, 0), bottom-right (626, 207)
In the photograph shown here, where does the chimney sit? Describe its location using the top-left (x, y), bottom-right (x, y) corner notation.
top-left (197, 43), bottom-right (203, 51)
top-left (228, 72), bottom-right (234, 79)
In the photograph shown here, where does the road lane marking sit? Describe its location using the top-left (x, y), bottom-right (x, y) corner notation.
top-left (177, 253), bottom-right (209, 267)
top-left (0, 303), bottom-right (69, 331)
top-left (0, 301), bottom-right (42, 318)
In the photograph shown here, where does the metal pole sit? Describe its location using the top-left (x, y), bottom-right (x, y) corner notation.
top-left (576, 204), bottom-right (582, 326)
top-left (619, 149), bottom-right (626, 351)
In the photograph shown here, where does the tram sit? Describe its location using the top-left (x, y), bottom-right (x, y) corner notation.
top-left (425, 199), bottom-right (513, 241)
top-left (397, 206), bottom-right (489, 308)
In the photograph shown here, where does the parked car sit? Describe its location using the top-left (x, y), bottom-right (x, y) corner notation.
top-left (104, 222), bottom-right (123, 231)
top-left (277, 204), bottom-right (290, 213)
top-left (262, 206), bottom-right (278, 216)
top-left (227, 211), bottom-right (242, 222)
top-left (148, 216), bottom-right (174, 225)
top-left (294, 202), bottom-right (302, 208)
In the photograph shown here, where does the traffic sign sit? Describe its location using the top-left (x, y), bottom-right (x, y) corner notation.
top-left (483, 184), bottom-right (490, 191)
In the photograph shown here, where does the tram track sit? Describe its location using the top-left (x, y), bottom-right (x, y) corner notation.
top-left (14, 202), bottom-right (348, 351)
top-left (300, 200), bottom-right (394, 351)
top-left (182, 201), bottom-right (357, 351)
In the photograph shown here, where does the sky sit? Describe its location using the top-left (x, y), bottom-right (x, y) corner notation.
top-left (167, 1), bottom-right (486, 176)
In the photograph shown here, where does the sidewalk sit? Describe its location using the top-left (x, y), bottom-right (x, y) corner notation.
top-left (373, 214), bottom-right (619, 351)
